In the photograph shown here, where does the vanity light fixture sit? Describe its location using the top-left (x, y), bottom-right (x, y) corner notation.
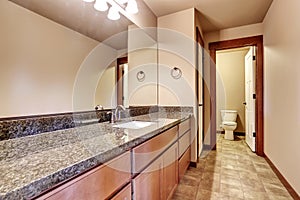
top-left (126, 0), bottom-right (138, 14)
top-left (108, 6), bottom-right (120, 20)
top-left (83, 0), bottom-right (138, 20)
top-left (94, 0), bottom-right (108, 11)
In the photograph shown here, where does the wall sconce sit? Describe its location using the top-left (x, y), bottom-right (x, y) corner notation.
top-left (83, 0), bottom-right (138, 20)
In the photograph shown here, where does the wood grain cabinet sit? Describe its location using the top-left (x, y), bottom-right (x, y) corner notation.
top-left (178, 146), bottom-right (191, 181)
top-left (39, 118), bottom-right (192, 200)
top-left (39, 152), bottom-right (131, 200)
top-left (133, 156), bottom-right (163, 200)
top-left (132, 126), bottom-right (178, 174)
top-left (111, 184), bottom-right (131, 200)
top-left (162, 142), bottom-right (178, 200)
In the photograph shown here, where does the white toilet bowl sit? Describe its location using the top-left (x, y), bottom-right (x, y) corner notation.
top-left (220, 110), bottom-right (238, 140)
top-left (222, 121), bottom-right (237, 140)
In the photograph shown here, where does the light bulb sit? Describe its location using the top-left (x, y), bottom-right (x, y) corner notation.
top-left (94, 0), bottom-right (108, 11)
top-left (83, 0), bottom-right (95, 2)
top-left (126, 0), bottom-right (138, 14)
top-left (115, 0), bottom-right (129, 4)
top-left (107, 6), bottom-right (120, 20)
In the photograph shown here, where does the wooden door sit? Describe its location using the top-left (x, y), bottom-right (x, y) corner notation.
top-left (245, 47), bottom-right (256, 152)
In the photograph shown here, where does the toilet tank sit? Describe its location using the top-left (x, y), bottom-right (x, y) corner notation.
top-left (221, 110), bottom-right (237, 122)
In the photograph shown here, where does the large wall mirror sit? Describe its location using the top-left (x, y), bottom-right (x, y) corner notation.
top-left (1, 0), bottom-right (157, 117)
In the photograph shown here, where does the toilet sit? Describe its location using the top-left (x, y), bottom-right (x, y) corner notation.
top-left (220, 110), bottom-right (238, 140)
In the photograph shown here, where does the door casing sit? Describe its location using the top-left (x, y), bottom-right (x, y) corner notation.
top-left (209, 35), bottom-right (264, 156)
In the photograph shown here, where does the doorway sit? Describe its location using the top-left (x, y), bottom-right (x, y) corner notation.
top-left (216, 46), bottom-right (256, 151)
top-left (117, 57), bottom-right (128, 106)
top-left (209, 35), bottom-right (264, 156)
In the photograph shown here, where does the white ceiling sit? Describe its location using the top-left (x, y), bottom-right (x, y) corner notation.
top-left (143, 0), bottom-right (273, 33)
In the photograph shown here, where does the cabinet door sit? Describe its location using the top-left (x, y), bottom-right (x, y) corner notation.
top-left (178, 147), bottom-right (191, 181)
top-left (41, 152), bottom-right (131, 200)
top-left (111, 184), bottom-right (131, 200)
top-left (133, 157), bottom-right (163, 200)
top-left (132, 126), bottom-right (178, 174)
top-left (179, 131), bottom-right (191, 158)
top-left (162, 142), bottom-right (178, 200)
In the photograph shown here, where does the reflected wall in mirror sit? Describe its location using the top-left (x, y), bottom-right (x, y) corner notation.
top-left (0, 0), bottom-right (157, 117)
top-left (92, 26), bottom-right (158, 110)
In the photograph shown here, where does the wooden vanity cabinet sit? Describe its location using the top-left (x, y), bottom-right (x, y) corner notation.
top-left (132, 126), bottom-right (178, 174)
top-left (162, 142), bottom-right (178, 200)
top-left (39, 151), bottom-right (131, 200)
top-left (38, 118), bottom-right (191, 200)
top-left (178, 146), bottom-right (191, 181)
top-left (132, 156), bottom-right (163, 200)
top-left (178, 119), bottom-right (191, 182)
top-left (111, 184), bottom-right (131, 200)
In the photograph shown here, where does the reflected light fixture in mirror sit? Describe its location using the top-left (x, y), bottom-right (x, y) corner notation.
top-left (94, 0), bottom-right (109, 11)
top-left (126, 0), bottom-right (138, 14)
top-left (83, 0), bottom-right (138, 20)
top-left (108, 6), bottom-right (120, 20)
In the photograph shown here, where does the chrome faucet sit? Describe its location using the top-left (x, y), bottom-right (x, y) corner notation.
top-left (114, 105), bottom-right (126, 121)
top-left (107, 105), bottom-right (126, 123)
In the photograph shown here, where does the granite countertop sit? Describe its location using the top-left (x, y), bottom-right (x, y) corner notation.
top-left (0, 111), bottom-right (191, 200)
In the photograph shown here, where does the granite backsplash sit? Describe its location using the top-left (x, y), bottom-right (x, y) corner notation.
top-left (0, 106), bottom-right (193, 141)
top-left (0, 106), bottom-right (162, 141)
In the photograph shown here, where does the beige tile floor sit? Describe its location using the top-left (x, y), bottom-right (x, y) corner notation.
top-left (172, 134), bottom-right (293, 200)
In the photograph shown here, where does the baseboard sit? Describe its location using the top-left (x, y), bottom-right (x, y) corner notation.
top-left (235, 132), bottom-right (245, 136)
top-left (265, 156), bottom-right (300, 199)
top-left (217, 130), bottom-right (245, 136)
top-left (202, 144), bottom-right (212, 150)
top-left (189, 162), bottom-right (197, 168)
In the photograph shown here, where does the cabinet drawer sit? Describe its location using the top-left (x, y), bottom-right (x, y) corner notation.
top-left (41, 152), bottom-right (131, 200)
top-left (132, 126), bottom-right (178, 174)
top-left (178, 147), bottom-right (191, 181)
top-left (178, 119), bottom-right (190, 137)
top-left (111, 184), bottom-right (131, 200)
top-left (178, 131), bottom-right (190, 158)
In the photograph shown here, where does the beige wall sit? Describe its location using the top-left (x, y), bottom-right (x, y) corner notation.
top-left (216, 48), bottom-right (249, 133)
top-left (158, 8), bottom-right (195, 106)
top-left (95, 63), bottom-right (117, 109)
top-left (0, 1), bottom-right (98, 117)
top-left (128, 25), bottom-right (158, 107)
top-left (204, 23), bottom-right (263, 49)
top-left (158, 8), bottom-right (200, 162)
top-left (263, 0), bottom-right (300, 195)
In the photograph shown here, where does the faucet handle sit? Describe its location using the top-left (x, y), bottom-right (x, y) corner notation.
top-left (95, 105), bottom-right (104, 110)
top-left (106, 111), bottom-right (116, 123)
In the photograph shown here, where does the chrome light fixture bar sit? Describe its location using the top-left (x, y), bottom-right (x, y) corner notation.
top-left (83, 0), bottom-right (138, 21)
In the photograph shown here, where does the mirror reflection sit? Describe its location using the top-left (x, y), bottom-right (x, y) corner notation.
top-left (2, 0), bottom-right (157, 117)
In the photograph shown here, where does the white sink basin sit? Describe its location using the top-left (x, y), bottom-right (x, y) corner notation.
top-left (113, 121), bottom-right (154, 129)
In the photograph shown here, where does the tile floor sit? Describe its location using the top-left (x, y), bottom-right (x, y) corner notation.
top-left (172, 134), bottom-right (293, 200)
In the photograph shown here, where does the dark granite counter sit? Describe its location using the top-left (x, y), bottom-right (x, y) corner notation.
top-left (0, 111), bottom-right (192, 200)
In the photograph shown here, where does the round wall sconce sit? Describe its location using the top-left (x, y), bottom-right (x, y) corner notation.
top-left (136, 71), bottom-right (145, 82)
top-left (171, 67), bottom-right (182, 79)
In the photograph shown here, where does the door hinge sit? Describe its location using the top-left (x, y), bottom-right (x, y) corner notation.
top-left (253, 94), bottom-right (256, 99)
top-left (253, 132), bottom-right (256, 137)
top-left (253, 56), bottom-right (256, 61)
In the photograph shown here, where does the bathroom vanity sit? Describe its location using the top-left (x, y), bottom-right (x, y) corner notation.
top-left (0, 111), bottom-right (192, 200)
